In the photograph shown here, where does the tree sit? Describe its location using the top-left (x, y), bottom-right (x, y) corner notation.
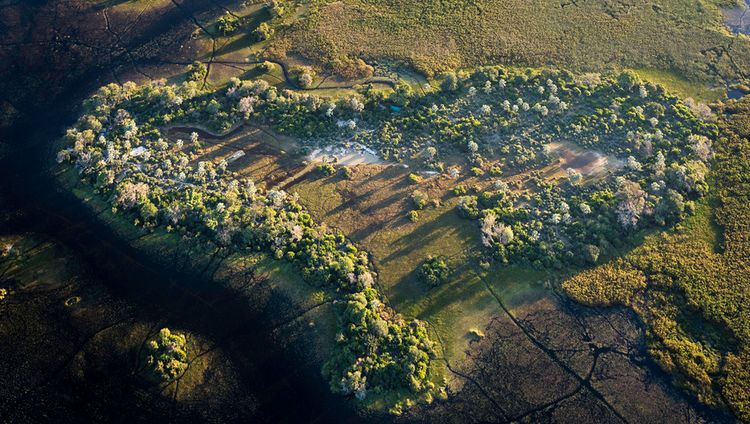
top-left (390, 80), bottom-right (413, 107)
top-left (457, 196), bottom-right (480, 218)
top-left (258, 61), bottom-right (275, 73)
top-left (117, 181), bottom-right (149, 208)
top-left (144, 328), bottom-right (188, 382)
top-left (186, 61), bottom-right (207, 82)
top-left (412, 190), bottom-right (429, 210)
top-left (254, 22), bottom-right (274, 41)
top-left (441, 72), bottom-right (458, 92)
top-left (216, 12), bottom-right (240, 35)
top-left (293, 67), bottom-right (315, 88)
top-left (616, 180), bottom-right (647, 228)
top-left (269, 0), bottom-right (286, 18)
top-left (419, 256), bottom-right (451, 286)
top-left (655, 189), bottom-right (685, 225)
top-left (480, 212), bottom-right (514, 247)
top-left (583, 244), bottom-right (600, 264)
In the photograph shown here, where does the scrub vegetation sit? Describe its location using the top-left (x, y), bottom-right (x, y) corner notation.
top-left (563, 96), bottom-right (750, 420)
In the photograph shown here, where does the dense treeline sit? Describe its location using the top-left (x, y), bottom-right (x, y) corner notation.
top-left (563, 97), bottom-right (750, 421)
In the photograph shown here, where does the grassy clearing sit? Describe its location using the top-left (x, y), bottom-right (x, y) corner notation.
top-left (630, 68), bottom-right (727, 103)
top-left (284, 0), bottom-right (750, 87)
top-left (288, 161), bottom-right (553, 372)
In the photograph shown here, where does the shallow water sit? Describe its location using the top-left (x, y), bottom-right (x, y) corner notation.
top-left (723, 0), bottom-right (750, 35)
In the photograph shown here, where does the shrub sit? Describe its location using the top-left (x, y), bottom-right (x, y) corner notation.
top-left (258, 61), bottom-right (275, 73)
top-left (254, 22), bottom-right (274, 41)
top-left (408, 173), bottom-right (423, 184)
top-left (317, 163), bottom-right (336, 175)
top-left (216, 12), bottom-right (240, 35)
top-left (144, 328), bottom-right (188, 382)
top-left (412, 190), bottom-right (429, 210)
top-left (186, 61), bottom-right (207, 82)
top-left (456, 196), bottom-right (480, 218)
top-left (419, 256), bottom-right (451, 286)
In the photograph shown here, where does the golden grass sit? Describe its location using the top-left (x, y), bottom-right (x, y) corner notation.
top-left (284, 0), bottom-right (750, 87)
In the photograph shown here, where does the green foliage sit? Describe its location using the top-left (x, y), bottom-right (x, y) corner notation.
top-left (144, 328), bottom-right (188, 382)
top-left (419, 256), bottom-right (451, 287)
top-left (408, 210), bottom-right (419, 222)
top-left (59, 67), bottom-right (718, 412)
top-left (451, 184), bottom-right (467, 196)
top-left (258, 61), bottom-right (275, 73)
top-left (59, 78), bottom-right (443, 409)
top-left (317, 163), bottom-right (336, 175)
top-left (216, 12), bottom-right (240, 35)
top-left (186, 61), bottom-right (207, 82)
top-left (407, 173), bottom-right (423, 184)
top-left (456, 196), bottom-right (479, 219)
top-left (254, 22), bottom-right (274, 41)
top-left (411, 190), bottom-right (428, 210)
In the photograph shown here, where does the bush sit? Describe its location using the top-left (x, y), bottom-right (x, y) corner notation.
top-left (186, 61), bottom-right (207, 82)
top-left (254, 22), bottom-right (274, 41)
top-left (317, 163), bottom-right (336, 175)
top-left (412, 190), bottom-right (429, 210)
top-left (408, 173), bottom-right (423, 184)
top-left (144, 328), bottom-right (188, 382)
top-left (258, 61), bottom-right (275, 73)
top-left (216, 12), bottom-right (240, 35)
top-left (456, 196), bottom-right (480, 218)
top-left (419, 256), bottom-right (451, 286)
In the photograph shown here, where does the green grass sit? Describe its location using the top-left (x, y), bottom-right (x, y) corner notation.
top-left (290, 166), bottom-right (553, 373)
top-left (630, 68), bottom-right (727, 103)
top-left (284, 0), bottom-right (750, 87)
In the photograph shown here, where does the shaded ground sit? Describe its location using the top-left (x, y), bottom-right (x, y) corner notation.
top-left (405, 291), bottom-right (726, 423)
top-left (0, 234), bottom-right (258, 422)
